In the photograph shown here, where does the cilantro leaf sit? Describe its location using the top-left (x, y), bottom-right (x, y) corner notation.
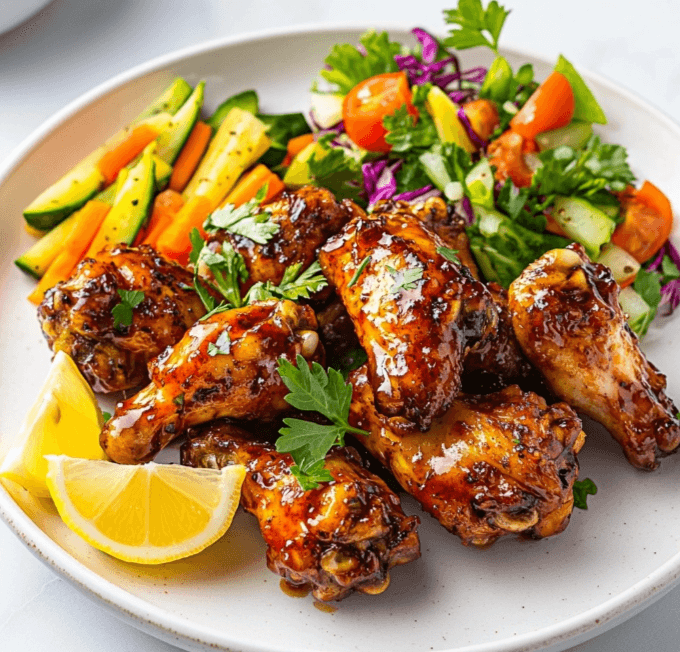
top-left (317, 30), bottom-right (401, 94)
top-left (246, 261), bottom-right (328, 303)
top-left (387, 265), bottom-right (424, 293)
top-left (205, 193), bottom-right (279, 245)
top-left (348, 256), bottom-right (372, 288)
top-left (437, 246), bottom-right (459, 263)
top-left (275, 355), bottom-right (368, 489)
top-left (207, 331), bottom-right (231, 356)
top-left (196, 241), bottom-right (248, 309)
top-left (443, 0), bottom-right (511, 55)
top-left (573, 478), bottom-right (598, 510)
top-left (112, 289), bottom-right (145, 328)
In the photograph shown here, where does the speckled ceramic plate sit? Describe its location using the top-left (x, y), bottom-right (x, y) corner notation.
top-left (0, 25), bottom-right (679, 652)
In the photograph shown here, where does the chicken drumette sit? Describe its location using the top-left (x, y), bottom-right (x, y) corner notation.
top-left (37, 244), bottom-right (209, 393)
top-left (509, 244), bottom-right (680, 470)
top-left (100, 300), bottom-right (322, 464)
top-left (349, 366), bottom-right (585, 547)
top-left (319, 204), bottom-right (497, 430)
top-left (181, 421), bottom-right (420, 601)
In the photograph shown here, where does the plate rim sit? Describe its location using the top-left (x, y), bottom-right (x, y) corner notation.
top-left (1, 22), bottom-right (680, 652)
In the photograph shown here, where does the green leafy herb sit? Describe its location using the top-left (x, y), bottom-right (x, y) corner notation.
top-left (102, 411), bottom-right (112, 423)
top-left (443, 0), bottom-right (510, 55)
top-left (384, 85), bottom-right (438, 153)
top-left (437, 246), bottom-right (460, 263)
top-left (348, 256), bottom-right (372, 288)
top-left (387, 265), bottom-right (424, 293)
top-left (205, 188), bottom-right (279, 245)
top-left (112, 289), bottom-right (145, 328)
top-left (573, 478), bottom-right (598, 510)
top-left (207, 331), bottom-right (231, 356)
top-left (275, 355), bottom-right (368, 489)
top-left (257, 112), bottom-right (312, 168)
top-left (634, 267), bottom-right (662, 311)
top-left (173, 393), bottom-right (185, 408)
top-left (661, 255), bottom-right (680, 283)
top-left (206, 90), bottom-right (259, 132)
top-left (199, 303), bottom-right (233, 322)
top-left (246, 261), bottom-right (328, 303)
top-left (194, 239), bottom-right (248, 309)
top-left (308, 135), bottom-right (366, 203)
top-left (333, 347), bottom-right (369, 381)
top-left (316, 30), bottom-right (401, 94)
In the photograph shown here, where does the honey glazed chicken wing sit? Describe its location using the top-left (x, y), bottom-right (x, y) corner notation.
top-left (37, 244), bottom-right (209, 393)
top-left (207, 185), bottom-right (364, 292)
top-left (319, 204), bottom-right (497, 430)
top-left (181, 421), bottom-right (420, 601)
top-left (509, 244), bottom-right (680, 470)
top-left (349, 366), bottom-right (585, 547)
top-left (100, 300), bottom-right (322, 464)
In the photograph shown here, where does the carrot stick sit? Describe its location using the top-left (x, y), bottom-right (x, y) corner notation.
top-left (221, 164), bottom-right (284, 209)
top-left (28, 201), bottom-right (111, 305)
top-left (155, 195), bottom-right (213, 265)
top-left (169, 121), bottom-right (213, 193)
top-left (282, 133), bottom-right (315, 167)
top-left (138, 189), bottom-right (184, 246)
top-left (97, 124), bottom-right (160, 186)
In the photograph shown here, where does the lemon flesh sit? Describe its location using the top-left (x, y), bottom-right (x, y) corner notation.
top-left (0, 351), bottom-right (105, 497)
top-left (46, 456), bottom-right (246, 564)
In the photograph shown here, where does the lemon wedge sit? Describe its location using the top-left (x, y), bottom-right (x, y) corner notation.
top-left (0, 350), bottom-right (105, 497)
top-left (45, 456), bottom-right (246, 564)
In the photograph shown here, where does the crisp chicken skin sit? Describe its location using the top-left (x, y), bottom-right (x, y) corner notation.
top-left (37, 244), bottom-right (209, 393)
top-left (349, 366), bottom-right (585, 547)
top-left (207, 185), bottom-right (363, 292)
top-left (100, 300), bottom-right (322, 464)
top-left (509, 244), bottom-right (680, 470)
top-left (319, 204), bottom-right (496, 430)
top-left (181, 421), bottom-right (420, 601)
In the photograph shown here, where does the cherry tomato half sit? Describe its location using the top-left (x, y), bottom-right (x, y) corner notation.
top-left (510, 71), bottom-right (575, 140)
top-left (343, 72), bottom-right (417, 153)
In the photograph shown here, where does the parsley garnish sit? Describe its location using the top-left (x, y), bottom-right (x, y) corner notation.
top-left (443, 0), bottom-right (510, 55)
top-left (348, 256), bottom-right (372, 288)
top-left (173, 393), bottom-right (185, 407)
top-left (207, 331), bottom-right (231, 356)
top-left (308, 134), bottom-right (366, 204)
top-left (245, 261), bottom-right (328, 304)
top-left (437, 246), bottom-right (460, 263)
top-left (387, 265), bottom-right (424, 293)
top-left (275, 355), bottom-right (369, 489)
top-left (384, 85), bottom-right (438, 153)
top-left (112, 290), bottom-right (145, 328)
top-left (102, 411), bottom-right (112, 423)
top-left (573, 478), bottom-right (598, 510)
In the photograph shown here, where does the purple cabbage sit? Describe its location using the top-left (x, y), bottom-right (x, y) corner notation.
top-left (457, 107), bottom-right (487, 149)
top-left (643, 240), bottom-right (680, 315)
top-left (363, 159), bottom-right (402, 205)
top-left (393, 185), bottom-right (439, 202)
top-left (461, 196), bottom-right (475, 225)
top-left (412, 28), bottom-right (439, 63)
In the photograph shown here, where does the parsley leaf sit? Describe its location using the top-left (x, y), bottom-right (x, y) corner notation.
top-left (195, 239), bottom-right (248, 309)
top-left (347, 256), bottom-right (372, 288)
top-left (257, 112), bottom-right (312, 168)
top-left (246, 261), bottom-right (328, 303)
top-left (275, 355), bottom-right (368, 489)
top-left (291, 460), bottom-right (333, 490)
top-left (384, 85), bottom-right (438, 153)
top-left (437, 246), bottom-right (459, 263)
top-left (573, 478), bottom-right (598, 510)
top-left (205, 189), bottom-right (279, 245)
top-left (207, 331), bottom-right (231, 356)
top-left (308, 135), bottom-right (366, 204)
top-left (317, 30), bottom-right (401, 94)
top-left (173, 393), bottom-right (185, 407)
top-left (443, 0), bottom-right (510, 55)
top-left (112, 289), bottom-right (145, 328)
top-left (387, 265), bottom-right (424, 293)
top-left (102, 411), bottom-right (112, 423)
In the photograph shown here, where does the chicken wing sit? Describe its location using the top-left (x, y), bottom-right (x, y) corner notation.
top-left (207, 185), bottom-right (363, 292)
top-left (349, 366), bottom-right (585, 547)
top-left (37, 244), bottom-right (209, 393)
top-left (181, 421), bottom-right (420, 601)
top-left (100, 300), bottom-right (322, 464)
top-left (319, 204), bottom-right (496, 429)
top-left (509, 244), bottom-right (680, 470)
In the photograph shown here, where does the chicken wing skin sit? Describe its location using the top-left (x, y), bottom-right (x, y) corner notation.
top-left (509, 244), bottom-right (680, 470)
top-left (181, 421), bottom-right (420, 601)
top-left (349, 366), bottom-right (585, 547)
top-left (100, 300), bottom-right (322, 464)
top-left (319, 205), bottom-right (496, 429)
top-left (207, 185), bottom-right (363, 292)
top-left (37, 244), bottom-right (208, 393)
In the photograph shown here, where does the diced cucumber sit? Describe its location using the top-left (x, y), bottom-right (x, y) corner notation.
top-left (551, 196), bottom-right (616, 259)
top-left (156, 82), bottom-right (204, 165)
top-left (596, 243), bottom-right (640, 285)
top-left (135, 77), bottom-right (192, 120)
top-left (426, 86), bottom-right (475, 153)
top-left (206, 90), bottom-right (259, 132)
top-left (619, 286), bottom-right (654, 337)
top-left (182, 108), bottom-right (270, 207)
top-left (465, 159), bottom-right (494, 208)
top-left (419, 151), bottom-right (453, 192)
top-left (536, 121), bottom-right (593, 151)
top-left (86, 149), bottom-right (156, 256)
top-left (474, 205), bottom-right (505, 237)
top-left (310, 93), bottom-right (344, 128)
top-left (283, 141), bottom-right (319, 187)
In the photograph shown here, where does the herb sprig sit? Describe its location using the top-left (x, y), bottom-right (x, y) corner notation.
top-left (443, 0), bottom-right (510, 55)
top-left (112, 290), bottom-right (145, 328)
top-left (573, 478), bottom-right (598, 510)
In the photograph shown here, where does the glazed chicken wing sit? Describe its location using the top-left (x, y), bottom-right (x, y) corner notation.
top-left (37, 244), bottom-right (209, 393)
top-left (100, 300), bottom-right (322, 464)
top-left (181, 421), bottom-right (420, 601)
top-left (207, 185), bottom-right (363, 292)
top-left (509, 244), bottom-right (680, 470)
top-left (319, 204), bottom-right (496, 430)
top-left (349, 366), bottom-right (585, 547)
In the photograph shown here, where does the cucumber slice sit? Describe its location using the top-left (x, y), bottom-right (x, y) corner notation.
top-left (135, 78), bottom-right (192, 120)
top-left (596, 243), bottom-right (640, 286)
top-left (551, 196), bottom-right (616, 259)
top-left (156, 82), bottom-right (205, 165)
top-left (536, 121), bottom-right (593, 151)
top-left (152, 156), bottom-right (172, 191)
top-left (86, 149), bottom-right (156, 256)
top-left (465, 159), bottom-right (494, 208)
top-left (619, 286), bottom-right (654, 337)
top-left (310, 93), bottom-right (344, 129)
top-left (206, 90), bottom-right (259, 132)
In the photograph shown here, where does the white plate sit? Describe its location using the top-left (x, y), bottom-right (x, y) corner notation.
top-left (0, 26), bottom-right (679, 652)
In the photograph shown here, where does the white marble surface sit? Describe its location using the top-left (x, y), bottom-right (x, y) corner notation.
top-left (1, 0), bottom-right (680, 650)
